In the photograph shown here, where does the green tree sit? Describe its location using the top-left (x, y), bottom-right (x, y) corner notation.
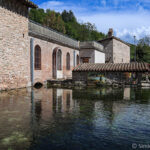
top-left (62, 10), bottom-right (76, 23)
top-left (44, 10), bottom-right (57, 29)
top-left (133, 37), bottom-right (150, 63)
top-left (29, 8), bottom-right (46, 24)
top-left (56, 15), bottom-right (66, 33)
top-left (29, 9), bottom-right (106, 41)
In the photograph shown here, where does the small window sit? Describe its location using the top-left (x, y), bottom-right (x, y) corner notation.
top-left (34, 45), bottom-right (41, 70)
top-left (66, 53), bottom-right (70, 70)
top-left (82, 57), bottom-right (90, 63)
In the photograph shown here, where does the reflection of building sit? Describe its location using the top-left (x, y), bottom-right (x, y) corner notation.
top-left (123, 88), bottom-right (130, 100)
top-left (94, 88), bottom-right (131, 124)
top-left (1, 87), bottom-right (150, 150)
top-left (32, 88), bottom-right (79, 122)
top-left (52, 89), bottom-right (75, 113)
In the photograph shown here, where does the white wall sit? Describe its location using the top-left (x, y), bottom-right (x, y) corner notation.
top-left (113, 39), bottom-right (130, 63)
top-left (57, 71), bottom-right (63, 79)
top-left (94, 50), bottom-right (105, 63)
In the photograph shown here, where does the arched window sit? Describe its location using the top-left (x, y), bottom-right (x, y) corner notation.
top-left (77, 55), bottom-right (79, 65)
top-left (34, 45), bottom-right (41, 70)
top-left (66, 53), bottom-right (70, 70)
top-left (57, 49), bottom-right (62, 70)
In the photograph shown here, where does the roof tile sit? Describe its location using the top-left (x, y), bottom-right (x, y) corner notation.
top-left (73, 63), bottom-right (150, 72)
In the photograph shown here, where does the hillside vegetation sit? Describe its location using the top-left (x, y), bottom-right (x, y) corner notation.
top-left (130, 37), bottom-right (150, 63)
top-left (29, 8), bottom-right (150, 63)
top-left (29, 9), bottom-right (106, 41)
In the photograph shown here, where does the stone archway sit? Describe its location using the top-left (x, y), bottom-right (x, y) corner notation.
top-left (52, 48), bottom-right (62, 79)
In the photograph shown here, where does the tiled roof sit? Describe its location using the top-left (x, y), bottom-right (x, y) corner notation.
top-left (22, 0), bottom-right (37, 8)
top-left (73, 63), bottom-right (150, 72)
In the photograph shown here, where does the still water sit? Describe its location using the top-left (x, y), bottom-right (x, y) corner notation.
top-left (0, 87), bottom-right (150, 150)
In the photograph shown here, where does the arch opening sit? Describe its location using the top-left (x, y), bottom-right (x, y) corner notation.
top-left (34, 45), bottom-right (41, 70)
top-left (34, 82), bottom-right (43, 89)
top-left (52, 48), bottom-right (62, 79)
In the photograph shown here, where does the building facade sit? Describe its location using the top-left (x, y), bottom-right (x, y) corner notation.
top-left (0, 0), bottom-right (81, 90)
top-left (98, 29), bottom-right (130, 63)
top-left (29, 21), bottom-right (80, 84)
top-left (0, 1), bottom-right (132, 91)
top-left (79, 41), bottom-right (105, 63)
top-left (0, 0), bottom-right (36, 90)
top-left (0, 0), bottom-right (104, 91)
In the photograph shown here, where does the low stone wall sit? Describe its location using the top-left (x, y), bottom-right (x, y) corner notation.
top-left (72, 71), bottom-right (150, 87)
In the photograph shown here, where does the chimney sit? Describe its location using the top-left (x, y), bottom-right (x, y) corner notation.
top-left (108, 28), bottom-right (113, 37)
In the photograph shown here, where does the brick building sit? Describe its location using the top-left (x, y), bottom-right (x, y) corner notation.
top-left (0, 0), bottom-right (131, 91)
top-left (0, 0), bottom-right (37, 90)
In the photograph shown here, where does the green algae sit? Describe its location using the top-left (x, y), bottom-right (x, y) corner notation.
top-left (1, 132), bottom-right (28, 146)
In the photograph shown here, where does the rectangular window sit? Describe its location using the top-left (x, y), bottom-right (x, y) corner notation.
top-left (82, 58), bottom-right (90, 63)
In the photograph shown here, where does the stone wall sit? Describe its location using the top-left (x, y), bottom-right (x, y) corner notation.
top-left (99, 38), bottom-right (130, 63)
top-left (72, 71), bottom-right (146, 86)
top-left (80, 49), bottom-right (95, 63)
top-left (0, 5), bottom-right (30, 90)
top-left (113, 39), bottom-right (130, 63)
top-left (101, 39), bottom-right (113, 63)
top-left (72, 72), bottom-right (88, 82)
top-left (94, 50), bottom-right (105, 63)
top-left (31, 37), bottom-right (79, 84)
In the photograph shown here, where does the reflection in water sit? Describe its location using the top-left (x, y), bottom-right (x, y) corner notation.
top-left (35, 101), bottom-right (42, 122)
top-left (124, 88), bottom-right (130, 100)
top-left (66, 93), bottom-right (71, 111)
top-left (0, 87), bottom-right (150, 150)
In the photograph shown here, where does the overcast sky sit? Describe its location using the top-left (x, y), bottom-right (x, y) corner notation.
top-left (31, 0), bottom-right (150, 43)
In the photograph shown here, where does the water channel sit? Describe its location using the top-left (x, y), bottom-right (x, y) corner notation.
top-left (0, 87), bottom-right (150, 150)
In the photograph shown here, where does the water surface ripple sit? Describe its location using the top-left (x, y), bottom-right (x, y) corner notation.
top-left (0, 87), bottom-right (150, 150)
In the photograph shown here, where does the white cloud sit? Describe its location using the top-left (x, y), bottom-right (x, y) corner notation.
top-left (40, 1), bottom-right (63, 8)
top-left (39, 0), bottom-right (150, 43)
top-left (116, 26), bottom-right (150, 43)
top-left (101, 0), bottom-right (106, 7)
top-left (78, 11), bottom-right (150, 43)
top-left (39, 1), bottom-right (87, 14)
